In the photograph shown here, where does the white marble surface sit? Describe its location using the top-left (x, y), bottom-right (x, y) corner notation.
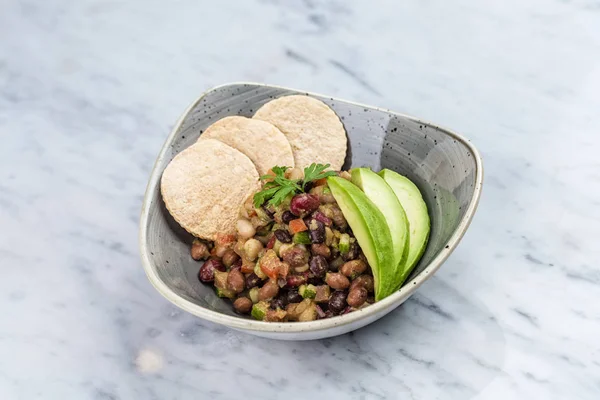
top-left (1, 0), bottom-right (599, 398)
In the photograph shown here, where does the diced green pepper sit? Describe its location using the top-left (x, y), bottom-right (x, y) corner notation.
top-left (299, 284), bottom-right (317, 299)
top-left (293, 231), bottom-right (311, 244)
top-left (251, 301), bottom-right (270, 320)
top-left (339, 233), bottom-right (351, 254)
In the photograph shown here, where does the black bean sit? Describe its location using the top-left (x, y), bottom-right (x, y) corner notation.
top-left (329, 256), bottom-right (344, 272)
top-left (308, 219), bottom-right (325, 244)
top-left (307, 276), bottom-right (323, 285)
top-left (245, 272), bottom-right (261, 288)
top-left (282, 210), bottom-right (296, 223)
top-left (309, 255), bottom-right (328, 278)
top-left (262, 204), bottom-right (275, 219)
top-left (328, 290), bottom-right (347, 314)
top-left (286, 289), bottom-right (303, 304)
top-left (274, 229), bottom-right (292, 243)
top-left (270, 298), bottom-right (286, 310)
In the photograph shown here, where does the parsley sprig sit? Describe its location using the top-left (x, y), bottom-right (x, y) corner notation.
top-left (253, 163), bottom-right (337, 208)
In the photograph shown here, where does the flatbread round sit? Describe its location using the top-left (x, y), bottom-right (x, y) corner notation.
top-left (161, 139), bottom-right (260, 240)
top-left (253, 95), bottom-right (347, 170)
top-left (198, 116), bottom-right (294, 175)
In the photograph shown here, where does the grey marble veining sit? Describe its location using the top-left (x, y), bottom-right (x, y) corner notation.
top-left (0, 0), bottom-right (599, 399)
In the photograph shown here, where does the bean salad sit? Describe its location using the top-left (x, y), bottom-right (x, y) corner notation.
top-left (191, 168), bottom-right (376, 322)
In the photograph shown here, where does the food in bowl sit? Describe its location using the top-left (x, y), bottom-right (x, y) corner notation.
top-left (159, 95), bottom-right (430, 321)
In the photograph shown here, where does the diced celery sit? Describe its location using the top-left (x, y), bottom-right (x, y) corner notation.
top-left (251, 301), bottom-right (270, 320)
top-left (339, 233), bottom-right (351, 254)
top-left (249, 287), bottom-right (259, 303)
top-left (299, 284), bottom-right (317, 299)
top-left (216, 288), bottom-right (235, 299)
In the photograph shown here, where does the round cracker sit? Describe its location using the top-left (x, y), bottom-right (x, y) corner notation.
top-left (161, 139), bottom-right (260, 240)
top-left (198, 116), bottom-right (295, 175)
top-left (253, 95), bottom-right (347, 170)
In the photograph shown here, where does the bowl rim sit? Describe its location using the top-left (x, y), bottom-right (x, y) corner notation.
top-left (139, 82), bottom-right (484, 333)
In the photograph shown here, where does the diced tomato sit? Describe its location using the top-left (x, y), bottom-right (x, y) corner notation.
top-left (259, 249), bottom-right (280, 280)
top-left (278, 261), bottom-right (290, 278)
top-left (289, 218), bottom-right (308, 234)
top-left (266, 234), bottom-right (277, 249)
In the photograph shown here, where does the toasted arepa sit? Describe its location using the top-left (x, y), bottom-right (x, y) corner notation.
top-left (198, 116), bottom-right (294, 175)
top-left (161, 139), bottom-right (260, 240)
top-left (252, 95), bottom-right (347, 170)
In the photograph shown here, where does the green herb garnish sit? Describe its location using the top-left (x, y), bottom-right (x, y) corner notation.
top-left (253, 163), bottom-right (337, 208)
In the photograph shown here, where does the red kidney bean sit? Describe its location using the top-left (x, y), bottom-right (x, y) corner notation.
top-left (198, 259), bottom-right (225, 283)
top-left (290, 194), bottom-right (320, 217)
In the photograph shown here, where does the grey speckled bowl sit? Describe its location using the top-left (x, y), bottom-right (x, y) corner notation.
top-left (139, 83), bottom-right (483, 340)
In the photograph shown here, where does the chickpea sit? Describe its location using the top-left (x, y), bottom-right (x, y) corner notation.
top-left (236, 219), bottom-right (256, 239)
top-left (244, 238), bottom-right (263, 262)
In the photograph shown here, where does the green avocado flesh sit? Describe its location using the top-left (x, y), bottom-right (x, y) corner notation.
top-left (379, 169), bottom-right (430, 282)
top-left (351, 168), bottom-right (410, 284)
top-left (327, 176), bottom-right (396, 301)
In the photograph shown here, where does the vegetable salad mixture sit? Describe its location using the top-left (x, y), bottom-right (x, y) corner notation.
top-left (191, 164), bottom-right (375, 321)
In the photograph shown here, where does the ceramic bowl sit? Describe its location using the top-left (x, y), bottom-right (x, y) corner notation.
top-left (139, 83), bottom-right (483, 340)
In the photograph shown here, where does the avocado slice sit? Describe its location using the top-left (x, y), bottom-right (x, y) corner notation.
top-left (351, 168), bottom-right (410, 284)
top-left (379, 169), bottom-right (430, 282)
top-left (327, 176), bottom-right (396, 301)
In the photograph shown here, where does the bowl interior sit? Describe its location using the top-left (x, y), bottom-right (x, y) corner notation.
top-left (142, 83), bottom-right (479, 319)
